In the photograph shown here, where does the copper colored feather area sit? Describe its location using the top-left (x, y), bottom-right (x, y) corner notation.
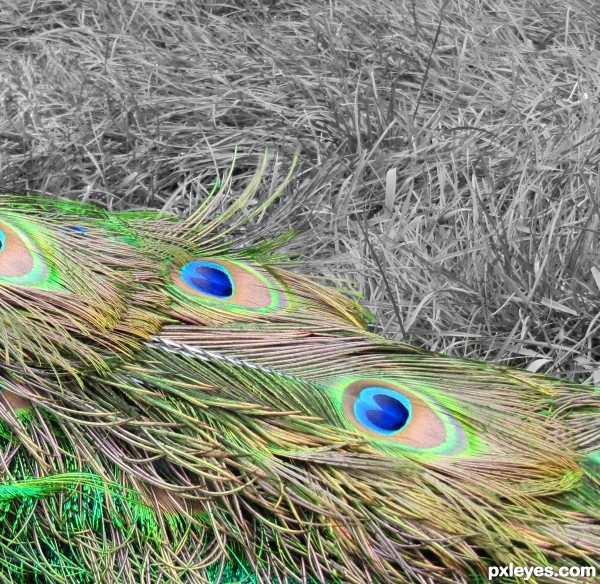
top-left (0, 160), bottom-right (597, 584)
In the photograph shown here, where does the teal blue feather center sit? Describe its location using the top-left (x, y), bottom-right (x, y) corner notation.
top-left (180, 260), bottom-right (234, 299)
top-left (353, 387), bottom-right (412, 434)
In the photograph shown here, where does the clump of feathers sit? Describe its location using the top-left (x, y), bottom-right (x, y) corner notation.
top-left (0, 156), bottom-right (596, 583)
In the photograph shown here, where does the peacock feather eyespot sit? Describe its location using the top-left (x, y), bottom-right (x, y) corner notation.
top-left (340, 379), bottom-right (468, 454)
top-left (180, 261), bottom-right (234, 299)
top-left (172, 257), bottom-right (286, 312)
top-left (352, 387), bottom-right (412, 435)
top-left (0, 220), bottom-right (50, 286)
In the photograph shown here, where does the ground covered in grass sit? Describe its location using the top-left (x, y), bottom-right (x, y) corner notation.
top-left (0, 0), bottom-right (598, 382)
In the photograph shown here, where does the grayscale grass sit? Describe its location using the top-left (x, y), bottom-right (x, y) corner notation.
top-left (0, 0), bottom-right (598, 382)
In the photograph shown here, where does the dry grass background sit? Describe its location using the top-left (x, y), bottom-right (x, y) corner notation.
top-left (0, 0), bottom-right (598, 383)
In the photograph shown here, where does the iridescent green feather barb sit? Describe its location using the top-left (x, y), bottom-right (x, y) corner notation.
top-left (0, 156), bottom-right (597, 583)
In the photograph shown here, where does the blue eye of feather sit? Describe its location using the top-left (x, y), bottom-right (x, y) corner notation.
top-left (0, 229), bottom-right (5, 251)
top-left (63, 226), bottom-right (87, 235)
top-left (180, 261), bottom-right (234, 299)
top-left (353, 387), bottom-right (411, 435)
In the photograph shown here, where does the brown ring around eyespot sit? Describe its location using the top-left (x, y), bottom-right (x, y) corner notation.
top-left (172, 259), bottom-right (280, 310)
top-left (0, 222), bottom-right (34, 277)
top-left (342, 379), bottom-right (447, 448)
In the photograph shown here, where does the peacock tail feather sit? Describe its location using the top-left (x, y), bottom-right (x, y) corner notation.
top-left (0, 157), bottom-right (597, 583)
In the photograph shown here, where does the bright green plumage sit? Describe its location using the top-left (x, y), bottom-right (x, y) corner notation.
top-left (0, 160), bottom-right (597, 583)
